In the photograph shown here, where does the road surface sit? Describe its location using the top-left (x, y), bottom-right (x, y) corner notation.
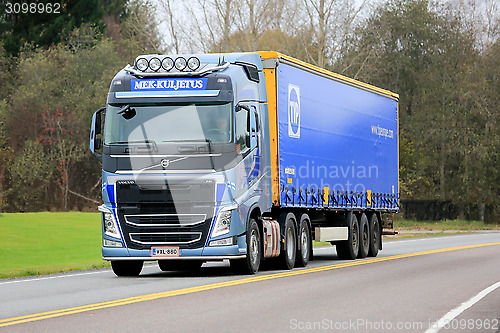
top-left (1, 233), bottom-right (499, 332)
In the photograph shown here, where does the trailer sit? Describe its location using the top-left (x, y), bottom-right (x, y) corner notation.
top-left (90, 51), bottom-right (399, 276)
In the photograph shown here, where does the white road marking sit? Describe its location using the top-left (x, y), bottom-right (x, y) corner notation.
top-left (0, 270), bottom-right (110, 285)
top-left (425, 280), bottom-right (500, 333)
top-left (0, 263), bottom-right (161, 285)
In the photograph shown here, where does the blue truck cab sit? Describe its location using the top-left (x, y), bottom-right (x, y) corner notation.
top-left (90, 52), bottom-right (399, 276)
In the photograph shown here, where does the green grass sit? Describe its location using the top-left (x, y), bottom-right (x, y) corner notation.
top-left (0, 212), bottom-right (108, 279)
top-left (394, 219), bottom-right (500, 231)
top-left (1, 213), bottom-right (498, 278)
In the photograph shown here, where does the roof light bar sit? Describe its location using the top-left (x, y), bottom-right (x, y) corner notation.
top-left (133, 56), bottom-right (202, 73)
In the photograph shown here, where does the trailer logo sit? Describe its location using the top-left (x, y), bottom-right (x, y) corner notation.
top-left (160, 159), bottom-right (170, 168)
top-left (288, 84), bottom-right (300, 138)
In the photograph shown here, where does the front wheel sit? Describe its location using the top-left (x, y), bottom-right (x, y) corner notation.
top-left (279, 212), bottom-right (297, 270)
top-left (230, 218), bottom-right (261, 274)
top-left (111, 260), bottom-right (143, 277)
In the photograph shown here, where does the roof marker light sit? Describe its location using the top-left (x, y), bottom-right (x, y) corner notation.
top-left (162, 57), bottom-right (174, 71)
top-left (174, 57), bottom-right (187, 71)
top-left (136, 58), bottom-right (148, 72)
top-left (149, 57), bottom-right (161, 72)
top-left (187, 57), bottom-right (200, 71)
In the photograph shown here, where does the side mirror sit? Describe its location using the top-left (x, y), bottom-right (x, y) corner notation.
top-left (236, 102), bottom-right (251, 113)
top-left (90, 107), bottom-right (105, 161)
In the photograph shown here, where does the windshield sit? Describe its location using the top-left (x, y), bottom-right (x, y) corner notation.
top-left (104, 103), bottom-right (233, 145)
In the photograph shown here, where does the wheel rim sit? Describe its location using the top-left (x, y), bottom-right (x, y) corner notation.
top-left (373, 221), bottom-right (379, 248)
top-left (363, 223), bottom-right (369, 249)
top-left (301, 226), bottom-right (309, 260)
top-left (250, 229), bottom-right (259, 266)
top-left (352, 220), bottom-right (358, 252)
top-left (286, 227), bottom-right (294, 260)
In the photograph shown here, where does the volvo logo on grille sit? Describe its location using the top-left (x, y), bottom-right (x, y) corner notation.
top-left (160, 159), bottom-right (170, 168)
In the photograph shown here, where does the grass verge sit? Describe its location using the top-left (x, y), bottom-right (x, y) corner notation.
top-left (394, 219), bottom-right (500, 231)
top-left (0, 212), bottom-right (108, 279)
top-left (1, 213), bottom-right (498, 278)
top-left (313, 219), bottom-right (499, 246)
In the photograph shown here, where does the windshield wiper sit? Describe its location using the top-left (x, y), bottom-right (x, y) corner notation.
top-left (163, 139), bottom-right (213, 143)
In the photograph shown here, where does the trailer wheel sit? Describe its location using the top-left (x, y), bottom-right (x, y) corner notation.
top-left (279, 212), bottom-right (297, 270)
top-left (358, 213), bottom-right (369, 258)
top-left (230, 218), bottom-right (261, 274)
top-left (336, 213), bottom-right (359, 260)
top-left (158, 260), bottom-right (203, 271)
top-left (368, 213), bottom-right (380, 257)
top-left (111, 260), bottom-right (143, 277)
top-left (296, 213), bottom-right (311, 267)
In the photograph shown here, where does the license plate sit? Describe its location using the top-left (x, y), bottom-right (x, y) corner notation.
top-left (151, 247), bottom-right (179, 257)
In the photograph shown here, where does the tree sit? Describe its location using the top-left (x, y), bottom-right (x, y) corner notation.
top-left (335, 0), bottom-right (500, 220)
top-left (0, 26), bottom-right (140, 211)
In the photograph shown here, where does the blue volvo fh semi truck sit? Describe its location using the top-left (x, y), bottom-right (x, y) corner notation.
top-left (90, 52), bottom-right (399, 276)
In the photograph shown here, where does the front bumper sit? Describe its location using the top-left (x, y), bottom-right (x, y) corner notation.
top-left (102, 234), bottom-right (247, 260)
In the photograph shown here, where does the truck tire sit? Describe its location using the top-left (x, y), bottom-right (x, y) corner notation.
top-left (336, 212), bottom-right (359, 260)
top-left (158, 260), bottom-right (203, 271)
top-left (296, 213), bottom-right (311, 267)
top-left (230, 218), bottom-right (261, 274)
top-left (358, 213), bottom-right (369, 258)
top-left (368, 213), bottom-right (381, 257)
top-left (279, 212), bottom-right (297, 270)
top-left (111, 260), bottom-right (143, 277)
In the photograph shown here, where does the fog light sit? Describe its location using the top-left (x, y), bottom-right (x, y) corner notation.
top-left (209, 237), bottom-right (233, 247)
top-left (103, 238), bottom-right (123, 247)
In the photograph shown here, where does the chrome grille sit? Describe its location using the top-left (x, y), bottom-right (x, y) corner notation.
top-left (125, 214), bottom-right (207, 227)
top-left (129, 232), bottom-right (202, 245)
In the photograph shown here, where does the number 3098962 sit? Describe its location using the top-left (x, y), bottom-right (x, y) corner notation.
top-left (5, 2), bottom-right (61, 14)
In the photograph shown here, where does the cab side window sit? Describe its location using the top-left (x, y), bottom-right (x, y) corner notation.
top-left (235, 108), bottom-right (248, 152)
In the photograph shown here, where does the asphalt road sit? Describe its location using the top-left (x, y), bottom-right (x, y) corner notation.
top-left (1, 233), bottom-right (499, 332)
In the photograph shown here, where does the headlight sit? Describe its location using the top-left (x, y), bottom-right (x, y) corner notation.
top-left (211, 206), bottom-right (237, 238)
top-left (99, 206), bottom-right (121, 239)
top-left (136, 58), bottom-right (148, 71)
top-left (149, 57), bottom-right (161, 71)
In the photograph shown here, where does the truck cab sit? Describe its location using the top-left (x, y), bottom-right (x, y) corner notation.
top-left (90, 53), bottom-right (272, 276)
